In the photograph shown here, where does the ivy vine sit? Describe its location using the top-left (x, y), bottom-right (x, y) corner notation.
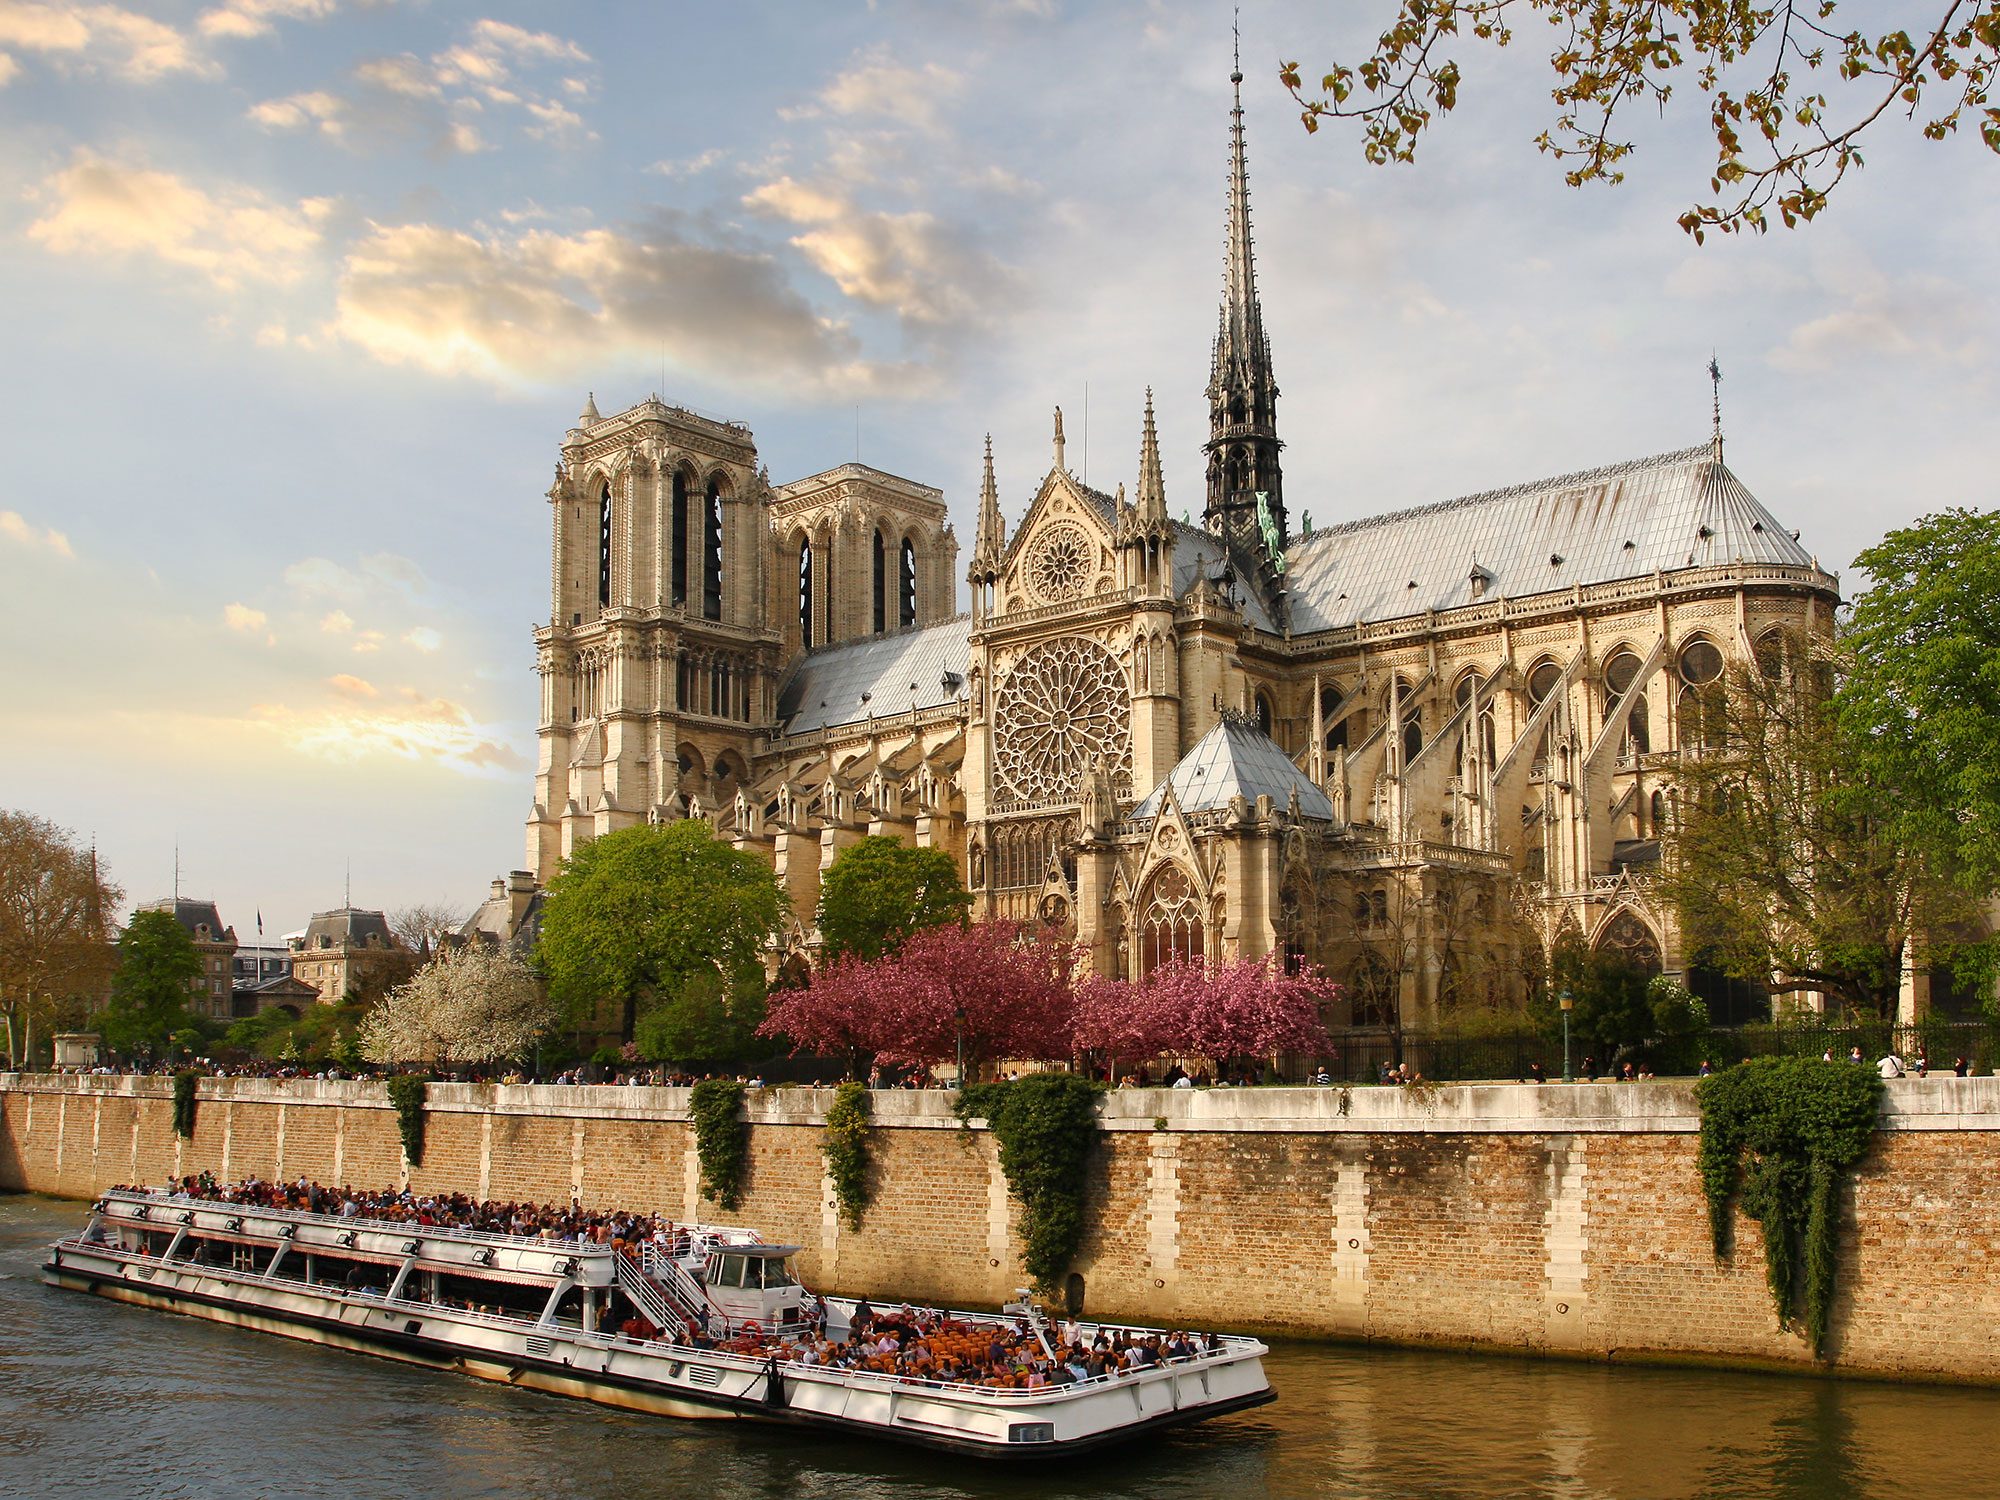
top-left (957, 1073), bottom-right (1105, 1295)
top-left (822, 1081), bottom-right (873, 1231)
top-left (385, 1073), bottom-right (430, 1169)
top-left (691, 1077), bottom-right (749, 1211)
top-left (171, 1071), bottom-right (199, 1140)
top-left (1696, 1056), bottom-right (1884, 1356)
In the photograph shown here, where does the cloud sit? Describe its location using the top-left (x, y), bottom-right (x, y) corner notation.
top-left (352, 630), bottom-right (384, 653)
top-left (1765, 260), bottom-right (1987, 375)
top-left (402, 626), bottom-right (441, 652)
top-left (27, 151), bottom-right (323, 291)
top-left (319, 609), bottom-right (353, 634)
top-left (248, 88), bottom-right (344, 138)
top-left (744, 176), bottom-right (1001, 332)
top-left (814, 49), bottom-right (962, 135)
top-left (326, 671), bottom-right (377, 699)
top-left (330, 215), bottom-right (918, 395)
top-left (222, 602), bottom-right (269, 637)
top-left (0, 51), bottom-right (18, 84)
top-left (648, 148), bottom-right (724, 178)
top-left (198, 0), bottom-right (336, 41)
top-left (0, 2), bottom-right (208, 81)
top-left (0, 509), bottom-right (73, 555)
top-left (251, 694), bottom-right (525, 775)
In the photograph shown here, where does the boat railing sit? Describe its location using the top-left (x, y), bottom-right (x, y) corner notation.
top-left (56, 1230), bottom-right (1255, 1401)
top-left (103, 1190), bottom-right (615, 1256)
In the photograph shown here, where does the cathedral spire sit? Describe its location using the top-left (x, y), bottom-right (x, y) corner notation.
top-left (972, 432), bottom-right (1005, 572)
top-left (1136, 387), bottom-right (1168, 529)
top-left (1204, 46), bottom-right (1286, 614)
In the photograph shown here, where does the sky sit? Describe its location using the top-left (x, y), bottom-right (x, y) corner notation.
top-left (0, 0), bottom-right (1993, 938)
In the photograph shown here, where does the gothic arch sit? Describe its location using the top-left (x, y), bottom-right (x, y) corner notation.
top-left (1137, 860), bottom-right (1205, 974)
top-left (1593, 906), bottom-right (1663, 974)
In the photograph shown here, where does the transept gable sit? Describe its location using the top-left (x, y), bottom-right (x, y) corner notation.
top-left (998, 468), bottom-right (1121, 614)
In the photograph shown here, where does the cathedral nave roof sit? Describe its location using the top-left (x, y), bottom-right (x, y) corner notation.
top-left (777, 615), bottom-right (974, 736)
top-left (1281, 444), bottom-right (1818, 633)
top-left (1130, 715), bottom-right (1334, 822)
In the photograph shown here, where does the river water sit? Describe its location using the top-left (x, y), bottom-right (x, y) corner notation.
top-left (5, 1193), bottom-right (1994, 1500)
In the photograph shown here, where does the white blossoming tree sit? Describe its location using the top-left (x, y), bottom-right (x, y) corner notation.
top-left (361, 943), bottom-right (553, 1067)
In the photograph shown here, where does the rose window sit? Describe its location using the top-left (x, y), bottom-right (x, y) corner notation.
top-left (1025, 522), bottom-right (1095, 604)
top-left (993, 637), bottom-right (1131, 804)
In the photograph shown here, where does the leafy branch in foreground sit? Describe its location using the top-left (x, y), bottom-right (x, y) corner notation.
top-left (1281, 1), bottom-right (1999, 238)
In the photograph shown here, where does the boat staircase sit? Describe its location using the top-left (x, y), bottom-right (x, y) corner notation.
top-left (616, 1252), bottom-right (709, 1340)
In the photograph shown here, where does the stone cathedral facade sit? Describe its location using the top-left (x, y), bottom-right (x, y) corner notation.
top-left (524, 72), bottom-right (1839, 1031)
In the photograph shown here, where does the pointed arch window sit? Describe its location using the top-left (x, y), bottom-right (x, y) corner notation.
top-left (1320, 684), bottom-right (1348, 752)
top-left (670, 470), bottom-right (689, 605)
top-left (597, 483), bottom-right (613, 609)
top-left (899, 538), bottom-right (918, 627)
top-left (702, 477), bottom-right (723, 620)
top-left (798, 537), bottom-right (815, 649)
top-left (1139, 863), bottom-right (1204, 974)
top-left (872, 529), bottom-right (887, 634)
top-left (1402, 718), bottom-right (1423, 766)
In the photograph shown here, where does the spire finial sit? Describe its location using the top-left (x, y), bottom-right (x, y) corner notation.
top-left (973, 432), bottom-right (1005, 572)
top-left (1136, 387), bottom-right (1167, 526)
top-left (1053, 406), bottom-right (1066, 471)
top-left (1707, 354), bottom-right (1724, 460)
top-left (1232, 5), bottom-right (1242, 84)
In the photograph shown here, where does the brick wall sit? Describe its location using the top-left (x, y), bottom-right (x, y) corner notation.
top-left (7, 1074), bottom-right (1999, 1383)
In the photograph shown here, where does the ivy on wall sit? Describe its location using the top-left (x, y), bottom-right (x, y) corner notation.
top-left (1696, 1056), bottom-right (1884, 1356)
top-left (956, 1074), bottom-right (1105, 1295)
top-left (823, 1081), bottom-right (873, 1231)
top-left (691, 1077), bottom-right (749, 1211)
top-left (385, 1074), bottom-right (430, 1169)
top-left (171, 1071), bottom-right (199, 1140)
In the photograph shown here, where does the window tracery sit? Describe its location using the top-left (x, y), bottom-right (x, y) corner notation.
top-left (1139, 862), bottom-right (1204, 973)
top-left (992, 637), bottom-right (1131, 804)
top-left (1024, 521), bottom-right (1094, 604)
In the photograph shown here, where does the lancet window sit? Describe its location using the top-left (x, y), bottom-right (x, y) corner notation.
top-left (1138, 863), bottom-right (1204, 974)
top-left (702, 478), bottom-right (723, 621)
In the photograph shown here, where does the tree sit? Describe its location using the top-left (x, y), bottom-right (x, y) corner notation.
top-left (762, 920), bottom-right (1077, 1073)
top-left (0, 810), bottom-right (120, 1067)
top-left (390, 902), bottom-right (470, 954)
top-left (816, 835), bottom-right (971, 964)
top-left (632, 970), bottom-right (767, 1070)
top-left (535, 822), bottom-right (785, 1042)
top-left (360, 944), bottom-right (554, 1067)
top-left (96, 909), bottom-right (201, 1060)
top-left (1074, 956), bottom-right (1335, 1072)
top-left (1839, 508), bottom-right (2000, 899)
top-left (1655, 630), bottom-right (1991, 1018)
top-left (1281, 2), bottom-right (2000, 238)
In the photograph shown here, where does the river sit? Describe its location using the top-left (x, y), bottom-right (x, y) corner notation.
top-left (5, 1194), bottom-right (1994, 1499)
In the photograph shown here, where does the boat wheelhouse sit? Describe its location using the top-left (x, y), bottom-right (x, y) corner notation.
top-left (43, 1188), bottom-right (1274, 1457)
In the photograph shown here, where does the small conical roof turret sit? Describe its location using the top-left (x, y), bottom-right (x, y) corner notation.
top-left (578, 391), bottom-right (601, 427)
top-left (970, 433), bottom-right (1005, 577)
top-left (1135, 387), bottom-right (1169, 533)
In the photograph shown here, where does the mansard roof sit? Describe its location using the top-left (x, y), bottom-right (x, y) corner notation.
top-left (137, 898), bottom-right (232, 943)
top-left (1283, 443), bottom-right (1818, 633)
top-left (295, 908), bottom-right (399, 950)
top-left (777, 615), bottom-right (973, 736)
top-left (1130, 715), bottom-right (1333, 822)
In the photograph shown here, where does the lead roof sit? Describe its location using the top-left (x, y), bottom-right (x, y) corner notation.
top-left (1130, 716), bottom-right (1334, 822)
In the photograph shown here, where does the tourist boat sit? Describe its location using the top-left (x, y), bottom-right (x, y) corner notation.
top-left (42, 1189), bottom-right (1275, 1456)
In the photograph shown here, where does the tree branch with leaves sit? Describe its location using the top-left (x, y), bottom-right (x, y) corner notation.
top-left (1281, 1), bottom-right (1999, 238)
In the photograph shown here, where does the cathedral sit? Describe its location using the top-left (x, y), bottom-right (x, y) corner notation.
top-left (523, 69), bottom-right (1838, 1032)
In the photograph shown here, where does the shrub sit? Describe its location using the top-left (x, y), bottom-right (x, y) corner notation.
top-left (957, 1073), bottom-right (1104, 1295)
top-left (822, 1081), bottom-right (872, 1231)
top-left (385, 1073), bottom-right (430, 1168)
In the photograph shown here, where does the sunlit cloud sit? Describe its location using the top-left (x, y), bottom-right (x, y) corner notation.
top-left (198, 0), bottom-right (337, 41)
top-left (402, 626), bottom-right (442, 652)
top-left (810, 47), bottom-right (962, 135)
top-left (248, 88), bottom-right (344, 138)
top-left (0, 1), bottom-right (209, 81)
top-left (0, 509), bottom-right (74, 556)
top-left (330, 216), bottom-right (922, 396)
top-left (319, 609), bottom-right (354, 634)
top-left (326, 671), bottom-right (377, 699)
top-left (222, 601), bottom-right (268, 634)
top-left (27, 151), bottom-right (323, 291)
top-left (251, 695), bottom-right (526, 776)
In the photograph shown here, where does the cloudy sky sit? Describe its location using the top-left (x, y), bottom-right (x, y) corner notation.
top-left (0, 0), bottom-right (1992, 936)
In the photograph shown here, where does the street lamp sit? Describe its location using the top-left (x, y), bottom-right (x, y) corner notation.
top-left (1560, 989), bottom-right (1575, 1083)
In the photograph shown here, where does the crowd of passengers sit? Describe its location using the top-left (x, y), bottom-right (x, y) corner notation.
top-left (122, 1174), bottom-right (1224, 1389)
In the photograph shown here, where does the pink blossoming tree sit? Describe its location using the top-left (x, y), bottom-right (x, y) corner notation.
top-left (1074, 955), bottom-right (1336, 1074)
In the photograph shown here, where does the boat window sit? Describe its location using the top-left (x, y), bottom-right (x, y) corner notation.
top-left (710, 1254), bottom-right (745, 1289)
top-left (760, 1258), bottom-right (795, 1289)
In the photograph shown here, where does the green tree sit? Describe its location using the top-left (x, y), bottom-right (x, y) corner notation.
top-left (1530, 939), bottom-right (1655, 1057)
top-left (1840, 508), bottom-right (2000, 899)
top-left (536, 821), bottom-right (785, 1042)
top-left (96, 908), bottom-right (201, 1060)
top-left (816, 835), bottom-right (971, 964)
top-left (632, 970), bottom-right (767, 1069)
top-left (0, 810), bottom-right (121, 1068)
top-left (1656, 630), bottom-right (1991, 1018)
top-left (1281, 2), bottom-right (1999, 238)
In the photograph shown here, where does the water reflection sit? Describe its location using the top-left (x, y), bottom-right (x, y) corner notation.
top-left (5, 1195), bottom-right (1993, 1499)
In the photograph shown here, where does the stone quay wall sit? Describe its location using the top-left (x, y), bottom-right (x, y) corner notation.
top-left (6, 1073), bottom-right (1998, 1384)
